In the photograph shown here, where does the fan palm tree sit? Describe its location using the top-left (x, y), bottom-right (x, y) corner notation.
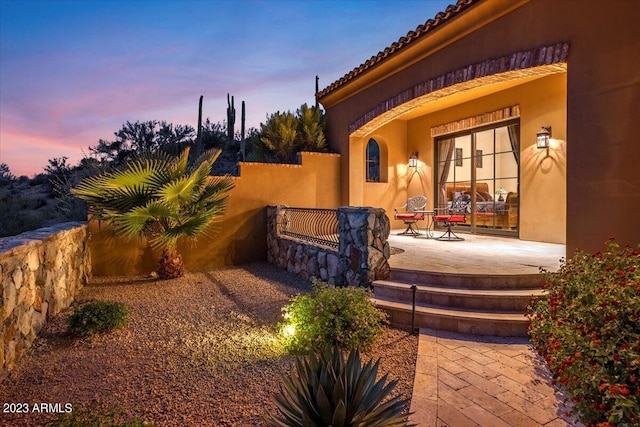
top-left (73, 147), bottom-right (234, 279)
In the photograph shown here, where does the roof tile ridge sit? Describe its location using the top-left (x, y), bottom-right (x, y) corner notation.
top-left (318, 0), bottom-right (480, 99)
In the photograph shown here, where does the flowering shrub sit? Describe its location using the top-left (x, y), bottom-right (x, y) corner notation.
top-left (527, 239), bottom-right (640, 427)
top-left (280, 279), bottom-right (387, 354)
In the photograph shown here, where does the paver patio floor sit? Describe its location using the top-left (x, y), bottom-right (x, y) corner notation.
top-left (409, 329), bottom-right (583, 427)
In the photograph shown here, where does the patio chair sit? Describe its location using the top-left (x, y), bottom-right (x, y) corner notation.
top-left (394, 195), bottom-right (427, 236)
top-left (434, 193), bottom-right (470, 241)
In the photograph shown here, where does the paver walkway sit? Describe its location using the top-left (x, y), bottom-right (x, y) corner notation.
top-left (409, 329), bottom-right (583, 427)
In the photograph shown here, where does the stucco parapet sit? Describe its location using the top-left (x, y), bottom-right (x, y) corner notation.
top-left (0, 222), bottom-right (87, 255)
top-left (299, 151), bottom-right (341, 158)
top-left (238, 161), bottom-right (302, 168)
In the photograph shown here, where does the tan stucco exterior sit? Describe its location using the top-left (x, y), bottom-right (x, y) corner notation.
top-left (319, 0), bottom-right (640, 254)
top-left (89, 0), bottom-right (639, 276)
top-left (90, 152), bottom-right (341, 276)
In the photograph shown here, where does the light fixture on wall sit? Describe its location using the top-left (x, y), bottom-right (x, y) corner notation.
top-left (536, 126), bottom-right (552, 149)
top-left (409, 152), bottom-right (418, 168)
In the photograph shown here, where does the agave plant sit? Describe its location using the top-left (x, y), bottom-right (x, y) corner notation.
top-left (72, 147), bottom-right (234, 279)
top-left (265, 347), bottom-right (413, 427)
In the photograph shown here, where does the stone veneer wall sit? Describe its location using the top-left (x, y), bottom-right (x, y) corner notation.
top-left (0, 222), bottom-right (91, 377)
top-left (266, 206), bottom-right (390, 286)
top-left (337, 207), bottom-right (391, 287)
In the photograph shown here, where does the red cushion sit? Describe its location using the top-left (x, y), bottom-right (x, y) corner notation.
top-left (434, 215), bottom-right (465, 222)
top-left (396, 213), bottom-right (425, 220)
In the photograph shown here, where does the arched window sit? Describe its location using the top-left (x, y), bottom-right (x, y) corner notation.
top-left (366, 138), bottom-right (380, 182)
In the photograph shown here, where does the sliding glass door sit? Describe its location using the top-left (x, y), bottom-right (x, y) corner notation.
top-left (435, 120), bottom-right (519, 236)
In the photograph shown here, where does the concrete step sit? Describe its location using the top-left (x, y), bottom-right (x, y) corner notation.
top-left (373, 280), bottom-right (543, 311)
top-left (390, 267), bottom-right (544, 290)
top-left (373, 298), bottom-right (529, 337)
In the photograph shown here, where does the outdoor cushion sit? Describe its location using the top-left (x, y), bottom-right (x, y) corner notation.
top-left (434, 214), bottom-right (465, 222)
top-left (396, 213), bottom-right (425, 220)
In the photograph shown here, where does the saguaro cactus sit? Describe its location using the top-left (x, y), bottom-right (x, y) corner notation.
top-left (240, 100), bottom-right (246, 161)
top-left (227, 93), bottom-right (235, 141)
top-left (315, 75), bottom-right (319, 110)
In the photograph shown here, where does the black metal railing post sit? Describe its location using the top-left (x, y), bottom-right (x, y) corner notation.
top-left (411, 284), bottom-right (417, 335)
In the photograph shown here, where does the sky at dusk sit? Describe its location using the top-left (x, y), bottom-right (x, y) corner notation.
top-left (1, 0), bottom-right (452, 177)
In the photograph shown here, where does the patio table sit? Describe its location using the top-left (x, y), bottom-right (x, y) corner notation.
top-left (413, 210), bottom-right (435, 239)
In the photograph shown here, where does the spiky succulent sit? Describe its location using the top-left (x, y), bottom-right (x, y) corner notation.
top-left (265, 347), bottom-right (413, 427)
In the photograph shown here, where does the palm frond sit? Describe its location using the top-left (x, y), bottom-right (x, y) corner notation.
top-left (116, 202), bottom-right (174, 239)
top-left (73, 147), bottom-right (234, 256)
top-left (189, 148), bottom-right (221, 175)
top-left (171, 146), bottom-right (190, 179)
top-left (157, 175), bottom-right (200, 206)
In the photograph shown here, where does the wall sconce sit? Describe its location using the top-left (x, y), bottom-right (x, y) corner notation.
top-left (536, 126), bottom-right (551, 149)
top-left (408, 152), bottom-right (418, 168)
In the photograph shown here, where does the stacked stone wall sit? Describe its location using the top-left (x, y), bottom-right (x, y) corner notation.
top-left (266, 206), bottom-right (390, 286)
top-left (337, 207), bottom-right (391, 287)
top-left (0, 222), bottom-right (91, 378)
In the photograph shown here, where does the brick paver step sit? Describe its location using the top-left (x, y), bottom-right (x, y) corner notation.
top-left (390, 267), bottom-right (544, 290)
top-left (373, 298), bottom-right (530, 336)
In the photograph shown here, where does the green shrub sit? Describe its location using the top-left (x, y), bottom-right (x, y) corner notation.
top-left (527, 239), bottom-right (639, 427)
top-left (67, 300), bottom-right (129, 337)
top-left (280, 279), bottom-right (387, 354)
top-left (264, 346), bottom-right (411, 427)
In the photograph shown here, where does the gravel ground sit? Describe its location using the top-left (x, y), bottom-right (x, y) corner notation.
top-left (0, 262), bottom-right (418, 426)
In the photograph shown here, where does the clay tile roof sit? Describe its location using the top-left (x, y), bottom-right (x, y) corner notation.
top-left (317, 0), bottom-right (480, 99)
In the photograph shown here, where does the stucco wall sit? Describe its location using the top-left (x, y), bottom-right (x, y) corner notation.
top-left (353, 121), bottom-right (415, 211)
top-left (90, 152), bottom-right (341, 276)
top-left (404, 73), bottom-right (567, 244)
top-left (0, 223), bottom-right (90, 376)
top-left (320, 0), bottom-right (640, 253)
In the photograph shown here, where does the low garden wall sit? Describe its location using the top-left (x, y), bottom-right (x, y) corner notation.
top-left (267, 205), bottom-right (391, 286)
top-left (0, 222), bottom-right (91, 378)
top-left (267, 205), bottom-right (341, 283)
